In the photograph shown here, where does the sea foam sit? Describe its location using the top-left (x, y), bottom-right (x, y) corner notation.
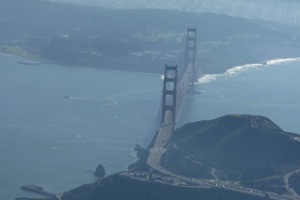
top-left (197, 57), bottom-right (300, 84)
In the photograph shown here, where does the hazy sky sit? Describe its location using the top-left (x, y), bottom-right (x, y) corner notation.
top-left (45, 0), bottom-right (300, 26)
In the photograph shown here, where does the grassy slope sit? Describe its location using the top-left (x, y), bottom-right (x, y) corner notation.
top-left (165, 115), bottom-right (300, 184)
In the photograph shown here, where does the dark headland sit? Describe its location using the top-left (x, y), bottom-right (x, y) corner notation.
top-left (62, 115), bottom-right (300, 200)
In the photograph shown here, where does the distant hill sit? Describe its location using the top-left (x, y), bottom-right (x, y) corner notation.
top-left (163, 115), bottom-right (300, 194)
top-left (1, 0), bottom-right (300, 74)
top-left (45, 0), bottom-right (300, 27)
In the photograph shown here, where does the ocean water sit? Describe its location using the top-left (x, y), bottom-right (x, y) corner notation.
top-left (0, 54), bottom-right (162, 199)
top-left (177, 58), bottom-right (300, 134)
top-left (2, 53), bottom-right (300, 200)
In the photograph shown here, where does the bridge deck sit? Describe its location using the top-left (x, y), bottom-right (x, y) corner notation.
top-left (147, 63), bottom-right (193, 173)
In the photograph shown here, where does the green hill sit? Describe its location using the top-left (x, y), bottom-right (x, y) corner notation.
top-left (162, 115), bottom-right (300, 193)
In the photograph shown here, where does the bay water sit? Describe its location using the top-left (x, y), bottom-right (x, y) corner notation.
top-left (0, 54), bottom-right (162, 199)
top-left (1, 53), bottom-right (300, 199)
top-left (178, 58), bottom-right (300, 135)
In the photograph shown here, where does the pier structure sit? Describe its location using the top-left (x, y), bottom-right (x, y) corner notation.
top-left (161, 65), bottom-right (178, 125)
top-left (16, 185), bottom-right (58, 200)
top-left (184, 28), bottom-right (197, 91)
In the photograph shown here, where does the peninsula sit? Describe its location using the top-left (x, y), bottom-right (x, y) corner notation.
top-left (2, 0), bottom-right (300, 75)
top-left (63, 115), bottom-right (300, 200)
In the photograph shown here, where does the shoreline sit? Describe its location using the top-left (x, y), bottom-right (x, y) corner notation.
top-left (0, 51), bottom-right (166, 76)
top-left (197, 57), bottom-right (300, 84)
top-left (0, 51), bottom-right (300, 77)
top-left (2, 50), bottom-right (300, 84)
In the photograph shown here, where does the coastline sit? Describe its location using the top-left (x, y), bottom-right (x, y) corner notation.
top-left (197, 57), bottom-right (300, 84)
top-left (0, 51), bottom-right (52, 65)
top-left (3, 49), bottom-right (300, 86)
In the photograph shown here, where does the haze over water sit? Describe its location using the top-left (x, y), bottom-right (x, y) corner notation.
top-left (0, 54), bottom-right (161, 199)
top-left (1, 1), bottom-right (300, 199)
top-left (178, 59), bottom-right (300, 134)
top-left (2, 53), bottom-right (300, 200)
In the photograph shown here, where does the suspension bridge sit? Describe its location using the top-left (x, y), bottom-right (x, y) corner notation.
top-left (144, 27), bottom-right (300, 200)
top-left (147, 27), bottom-right (197, 174)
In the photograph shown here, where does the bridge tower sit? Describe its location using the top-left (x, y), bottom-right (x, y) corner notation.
top-left (161, 65), bottom-right (178, 125)
top-left (185, 28), bottom-right (197, 90)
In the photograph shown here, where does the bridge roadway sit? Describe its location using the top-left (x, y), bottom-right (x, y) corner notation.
top-left (147, 63), bottom-right (194, 176)
top-left (143, 64), bottom-right (300, 200)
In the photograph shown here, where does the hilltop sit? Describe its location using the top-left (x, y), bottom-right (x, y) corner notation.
top-left (162, 115), bottom-right (300, 194)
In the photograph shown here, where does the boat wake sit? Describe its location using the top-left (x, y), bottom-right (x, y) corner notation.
top-left (64, 96), bottom-right (118, 106)
top-left (64, 96), bottom-right (98, 100)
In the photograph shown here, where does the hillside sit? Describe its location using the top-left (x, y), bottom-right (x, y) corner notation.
top-left (2, 0), bottom-right (300, 74)
top-left (62, 172), bottom-right (268, 200)
top-left (45, 0), bottom-right (300, 27)
top-left (62, 115), bottom-right (300, 199)
top-left (163, 115), bottom-right (300, 194)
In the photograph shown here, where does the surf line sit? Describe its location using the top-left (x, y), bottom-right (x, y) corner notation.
top-left (197, 57), bottom-right (300, 84)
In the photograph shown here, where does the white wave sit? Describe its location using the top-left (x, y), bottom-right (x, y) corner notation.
top-left (197, 57), bottom-right (300, 84)
top-left (266, 57), bottom-right (300, 65)
top-left (225, 63), bottom-right (263, 76)
top-left (197, 74), bottom-right (220, 84)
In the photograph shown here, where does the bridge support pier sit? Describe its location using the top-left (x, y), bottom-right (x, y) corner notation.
top-left (161, 65), bottom-right (178, 125)
top-left (185, 28), bottom-right (197, 91)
